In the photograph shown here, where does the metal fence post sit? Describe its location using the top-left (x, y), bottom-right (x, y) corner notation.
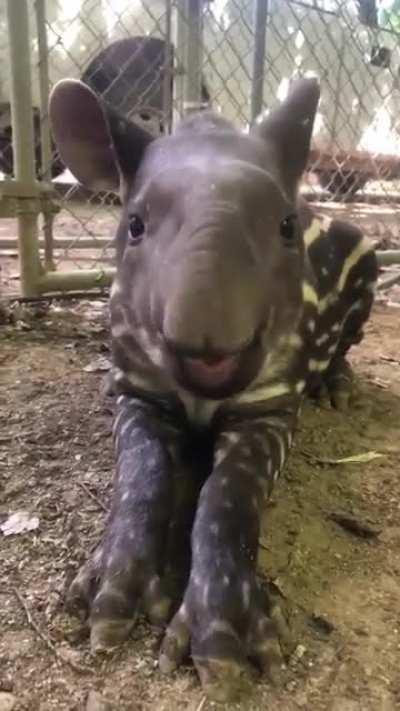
top-left (182, 0), bottom-right (204, 116)
top-left (162, 0), bottom-right (173, 133)
top-left (35, 0), bottom-right (56, 272)
top-left (250, 0), bottom-right (269, 125)
top-left (6, 0), bottom-right (42, 296)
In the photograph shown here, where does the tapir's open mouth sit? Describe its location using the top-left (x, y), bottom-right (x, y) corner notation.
top-left (164, 332), bottom-right (264, 399)
top-left (182, 354), bottom-right (239, 389)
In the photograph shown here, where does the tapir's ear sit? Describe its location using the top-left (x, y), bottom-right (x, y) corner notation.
top-left (252, 78), bottom-right (320, 199)
top-left (49, 79), bottom-right (153, 192)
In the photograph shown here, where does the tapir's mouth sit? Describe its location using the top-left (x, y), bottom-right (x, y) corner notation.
top-left (182, 354), bottom-right (240, 389)
top-left (164, 332), bottom-right (264, 399)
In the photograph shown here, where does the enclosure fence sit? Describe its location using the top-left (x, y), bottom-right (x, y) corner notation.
top-left (1, 0), bottom-right (400, 298)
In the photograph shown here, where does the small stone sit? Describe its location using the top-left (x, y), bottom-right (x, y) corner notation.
top-left (86, 690), bottom-right (113, 711)
top-left (0, 692), bottom-right (17, 711)
top-left (293, 644), bottom-right (307, 660)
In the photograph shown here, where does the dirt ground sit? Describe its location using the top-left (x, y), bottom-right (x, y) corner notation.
top-left (1, 297), bottom-right (400, 711)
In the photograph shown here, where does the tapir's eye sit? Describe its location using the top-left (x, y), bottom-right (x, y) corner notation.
top-left (280, 214), bottom-right (298, 245)
top-left (128, 214), bottom-right (145, 244)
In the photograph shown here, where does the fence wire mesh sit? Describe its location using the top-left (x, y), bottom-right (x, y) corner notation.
top-left (1, 0), bottom-right (400, 297)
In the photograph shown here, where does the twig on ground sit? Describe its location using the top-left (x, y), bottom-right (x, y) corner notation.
top-left (195, 697), bottom-right (207, 711)
top-left (77, 481), bottom-right (109, 513)
top-left (378, 272), bottom-right (400, 291)
top-left (12, 587), bottom-right (93, 675)
top-left (327, 512), bottom-right (381, 539)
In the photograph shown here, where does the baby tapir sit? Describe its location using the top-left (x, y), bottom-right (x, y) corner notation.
top-left (49, 78), bottom-right (377, 701)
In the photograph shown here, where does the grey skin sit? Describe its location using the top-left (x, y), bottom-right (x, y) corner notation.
top-left (49, 78), bottom-right (377, 702)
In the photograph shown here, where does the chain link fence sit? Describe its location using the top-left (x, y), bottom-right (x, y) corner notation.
top-left (1, 0), bottom-right (400, 298)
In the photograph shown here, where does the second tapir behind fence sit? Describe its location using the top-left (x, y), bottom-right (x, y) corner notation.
top-left (49, 78), bottom-right (377, 702)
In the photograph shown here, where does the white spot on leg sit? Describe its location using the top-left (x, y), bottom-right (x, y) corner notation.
top-left (121, 491), bottom-right (130, 502)
top-left (316, 333), bottom-right (330, 346)
top-left (107, 553), bottom-right (115, 569)
top-left (113, 408), bottom-right (126, 438)
top-left (214, 449), bottom-right (228, 468)
top-left (192, 574), bottom-right (202, 588)
top-left (120, 416), bottom-right (135, 440)
top-left (308, 358), bottom-right (331, 372)
top-left (269, 430), bottom-right (286, 469)
top-left (224, 432), bottom-right (240, 446)
top-left (207, 619), bottom-right (239, 639)
top-left (202, 582), bottom-right (210, 607)
top-left (302, 282), bottom-right (319, 307)
top-left (209, 522), bottom-right (219, 536)
top-left (110, 279), bottom-right (122, 299)
top-left (242, 581), bottom-right (251, 610)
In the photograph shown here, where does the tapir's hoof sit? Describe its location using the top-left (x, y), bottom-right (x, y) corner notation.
top-left (324, 357), bottom-right (354, 412)
top-left (159, 578), bottom-right (292, 702)
top-left (310, 358), bottom-right (355, 412)
top-left (66, 544), bottom-right (171, 649)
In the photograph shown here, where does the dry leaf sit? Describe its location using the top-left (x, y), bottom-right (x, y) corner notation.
top-left (1, 510), bottom-right (39, 536)
top-left (83, 357), bottom-right (111, 373)
top-left (324, 451), bottom-right (384, 465)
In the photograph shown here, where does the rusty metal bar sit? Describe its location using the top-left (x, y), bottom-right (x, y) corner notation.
top-left (6, 0), bottom-right (42, 296)
top-left (250, 0), bottom-right (268, 124)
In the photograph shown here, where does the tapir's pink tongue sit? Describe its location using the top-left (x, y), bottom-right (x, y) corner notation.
top-left (183, 355), bottom-right (238, 387)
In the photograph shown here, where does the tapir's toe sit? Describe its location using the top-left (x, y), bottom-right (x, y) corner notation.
top-left (66, 545), bottom-right (104, 621)
top-left (324, 357), bottom-right (355, 411)
top-left (89, 590), bottom-right (136, 652)
top-left (66, 546), bottom-right (171, 651)
top-left (159, 581), bottom-right (293, 702)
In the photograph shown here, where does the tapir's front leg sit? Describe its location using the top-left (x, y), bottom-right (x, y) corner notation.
top-left (68, 395), bottom-right (178, 651)
top-left (160, 406), bottom-right (298, 702)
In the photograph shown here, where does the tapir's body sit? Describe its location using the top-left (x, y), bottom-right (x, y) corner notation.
top-left (49, 78), bottom-right (377, 702)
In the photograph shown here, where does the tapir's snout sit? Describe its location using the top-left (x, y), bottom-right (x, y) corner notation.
top-left (159, 226), bottom-right (269, 398)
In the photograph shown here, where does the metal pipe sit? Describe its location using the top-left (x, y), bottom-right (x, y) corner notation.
top-left (162, 0), bottom-right (173, 133)
top-left (173, 0), bottom-right (187, 120)
top-left (0, 237), bottom-right (114, 250)
top-left (35, 0), bottom-right (55, 271)
top-left (250, 0), bottom-right (268, 124)
top-left (6, 0), bottom-right (41, 296)
top-left (182, 0), bottom-right (204, 116)
top-left (37, 268), bottom-right (115, 293)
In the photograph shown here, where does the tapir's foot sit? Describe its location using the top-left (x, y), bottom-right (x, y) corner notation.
top-left (159, 577), bottom-right (293, 702)
top-left (66, 542), bottom-right (171, 652)
top-left (324, 357), bottom-right (355, 411)
top-left (310, 357), bottom-right (354, 412)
